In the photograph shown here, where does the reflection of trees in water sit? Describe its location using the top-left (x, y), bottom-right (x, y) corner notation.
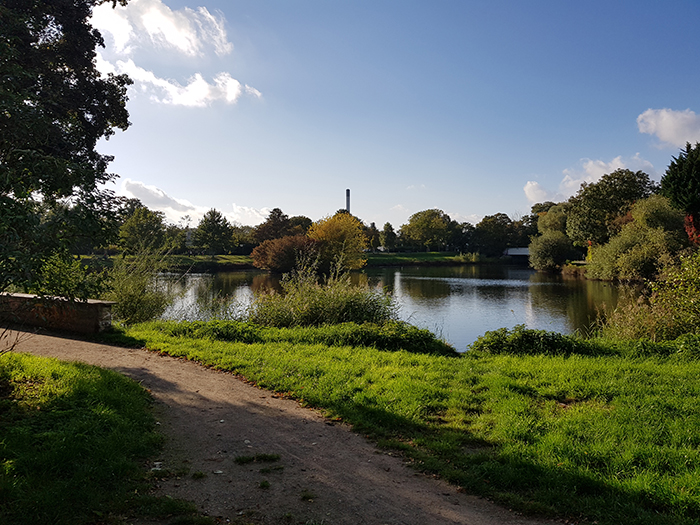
top-left (397, 274), bottom-right (453, 300)
top-left (473, 283), bottom-right (529, 303)
top-left (527, 276), bottom-right (623, 335)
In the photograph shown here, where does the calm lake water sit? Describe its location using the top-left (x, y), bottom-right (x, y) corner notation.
top-left (163, 265), bottom-right (622, 351)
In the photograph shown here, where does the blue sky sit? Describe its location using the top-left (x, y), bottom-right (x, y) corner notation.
top-left (92, 0), bottom-right (700, 228)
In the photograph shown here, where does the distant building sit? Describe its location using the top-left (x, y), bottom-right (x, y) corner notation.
top-left (504, 247), bottom-right (529, 256)
top-left (504, 247), bottom-right (529, 264)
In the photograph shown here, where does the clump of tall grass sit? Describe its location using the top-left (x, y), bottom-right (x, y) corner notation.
top-left (247, 263), bottom-right (399, 327)
top-left (104, 249), bottom-right (180, 325)
top-left (454, 252), bottom-right (484, 263)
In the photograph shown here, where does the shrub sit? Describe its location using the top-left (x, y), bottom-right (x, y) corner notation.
top-left (528, 231), bottom-right (578, 271)
top-left (251, 235), bottom-right (318, 273)
top-left (601, 251), bottom-right (700, 340)
top-left (469, 324), bottom-right (606, 356)
top-left (30, 253), bottom-right (105, 300)
top-left (587, 195), bottom-right (687, 281)
top-left (104, 250), bottom-right (177, 325)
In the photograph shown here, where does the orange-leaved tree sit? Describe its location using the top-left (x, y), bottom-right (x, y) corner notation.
top-left (307, 213), bottom-right (368, 272)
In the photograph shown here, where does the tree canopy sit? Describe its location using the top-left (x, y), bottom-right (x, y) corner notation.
top-left (660, 142), bottom-right (700, 243)
top-left (253, 208), bottom-right (291, 243)
top-left (119, 207), bottom-right (166, 253)
top-left (1, 0), bottom-right (131, 291)
top-left (472, 213), bottom-right (513, 257)
top-left (307, 213), bottom-right (368, 271)
top-left (380, 222), bottom-right (397, 251)
top-left (565, 169), bottom-right (657, 247)
top-left (399, 209), bottom-right (452, 251)
top-left (586, 195), bottom-right (687, 281)
top-left (195, 209), bottom-right (232, 254)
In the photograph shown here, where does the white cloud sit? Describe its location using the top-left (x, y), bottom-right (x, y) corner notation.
top-left (230, 204), bottom-right (270, 226)
top-left (92, 0), bottom-right (260, 107)
top-left (524, 154), bottom-right (657, 203)
top-left (192, 6), bottom-right (233, 56)
top-left (122, 179), bottom-right (200, 221)
top-left (121, 179), bottom-right (269, 226)
top-left (523, 181), bottom-right (563, 204)
top-left (637, 108), bottom-right (700, 148)
top-left (100, 57), bottom-right (252, 107)
top-left (92, 2), bottom-right (134, 53)
top-left (406, 184), bottom-right (426, 191)
top-left (93, 0), bottom-right (232, 57)
top-left (448, 212), bottom-right (481, 225)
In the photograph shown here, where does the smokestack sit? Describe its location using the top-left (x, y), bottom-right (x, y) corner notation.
top-left (346, 188), bottom-right (350, 213)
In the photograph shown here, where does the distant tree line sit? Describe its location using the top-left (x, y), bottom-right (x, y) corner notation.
top-left (19, 143), bottom-right (700, 284)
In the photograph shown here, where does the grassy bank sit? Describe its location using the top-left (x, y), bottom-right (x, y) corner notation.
top-left (121, 321), bottom-right (700, 525)
top-left (167, 252), bottom-right (483, 272)
top-left (165, 254), bottom-right (254, 272)
top-left (365, 251), bottom-right (497, 267)
top-left (0, 352), bottom-right (201, 524)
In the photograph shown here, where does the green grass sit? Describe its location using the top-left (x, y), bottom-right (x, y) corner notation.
top-left (125, 320), bottom-right (700, 525)
top-left (166, 254), bottom-right (253, 271)
top-left (148, 320), bottom-right (456, 356)
top-left (0, 352), bottom-right (201, 524)
top-left (365, 251), bottom-right (466, 266)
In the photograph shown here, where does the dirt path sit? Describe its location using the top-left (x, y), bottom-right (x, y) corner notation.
top-left (9, 329), bottom-right (559, 525)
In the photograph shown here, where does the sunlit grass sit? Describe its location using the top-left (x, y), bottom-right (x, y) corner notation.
top-left (125, 321), bottom-right (700, 525)
top-left (365, 251), bottom-right (466, 266)
top-left (0, 352), bottom-right (199, 524)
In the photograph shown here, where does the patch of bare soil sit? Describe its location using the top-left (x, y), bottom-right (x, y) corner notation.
top-left (10, 329), bottom-right (559, 525)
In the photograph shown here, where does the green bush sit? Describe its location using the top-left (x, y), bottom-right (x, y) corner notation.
top-left (601, 251), bottom-right (700, 340)
top-left (29, 254), bottom-right (105, 300)
top-left (528, 231), bottom-right (578, 271)
top-left (104, 251), bottom-right (177, 325)
top-left (587, 195), bottom-right (687, 281)
top-left (469, 324), bottom-right (607, 356)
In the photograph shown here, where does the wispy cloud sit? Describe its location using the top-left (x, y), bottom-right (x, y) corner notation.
top-left (92, 0), bottom-right (260, 107)
top-left (122, 179), bottom-right (201, 219)
top-left (524, 154), bottom-right (656, 204)
top-left (637, 108), bottom-right (700, 148)
top-left (121, 179), bottom-right (269, 225)
top-left (93, 0), bottom-right (231, 57)
top-left (105, 57), bottom-right (259, 106)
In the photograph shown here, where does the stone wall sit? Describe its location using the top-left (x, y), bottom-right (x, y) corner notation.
top-left (0, 293), bottom-right (115, 334)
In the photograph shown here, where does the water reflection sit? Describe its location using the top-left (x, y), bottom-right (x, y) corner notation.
top-left (161, 266), bottom-right (622, 350)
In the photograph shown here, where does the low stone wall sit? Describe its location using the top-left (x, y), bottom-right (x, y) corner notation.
top-left (0, 293), bottom-right (115, 334)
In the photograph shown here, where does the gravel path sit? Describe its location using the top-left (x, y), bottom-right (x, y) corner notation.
top-left (9, 329), bottom-right (559, 525)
